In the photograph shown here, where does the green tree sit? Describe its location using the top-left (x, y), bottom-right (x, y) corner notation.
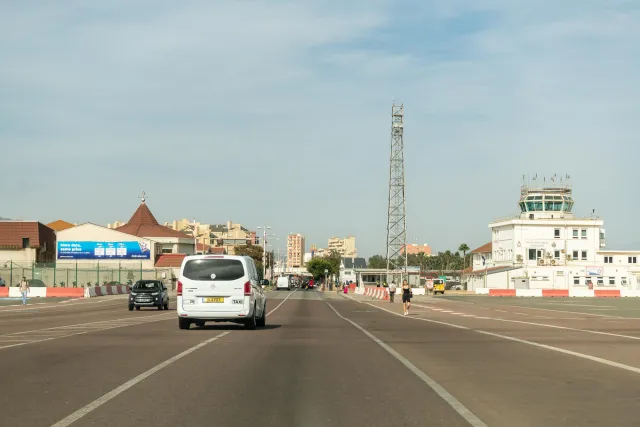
top-left (368, 255), bottom-right (387, 268)
top-left (458, 243), bottom-right (470, 271)
top-left (234, 245), bottom-right (265, 276)
top-left (306, 257), bottom-right (338, 280)
top-left (326, 250), bottom-right (342, 273)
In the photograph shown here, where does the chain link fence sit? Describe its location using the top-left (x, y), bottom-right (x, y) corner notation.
top-left (0, 261), bottom-right (173, 288)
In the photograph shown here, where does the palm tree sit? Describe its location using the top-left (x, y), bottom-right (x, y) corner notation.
top-left (458, 243), bottom-right (470, 280)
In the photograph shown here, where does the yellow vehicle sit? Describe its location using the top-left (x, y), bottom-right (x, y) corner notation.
top-left (432, 279), bottom-right (445, 295)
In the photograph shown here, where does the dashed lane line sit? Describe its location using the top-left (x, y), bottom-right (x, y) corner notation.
top-left (344, 295), bottom-right (640, 375)
top-left (49, 287), bottom-right (298, 427)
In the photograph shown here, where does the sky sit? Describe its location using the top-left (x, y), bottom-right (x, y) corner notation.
top-left (1, 0), bottom-right (639, 258)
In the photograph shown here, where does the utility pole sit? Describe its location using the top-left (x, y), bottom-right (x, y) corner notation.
top-left (257, 226), bottom-right (271, 280)
top-left (385, 102), bottom-right (408, 285)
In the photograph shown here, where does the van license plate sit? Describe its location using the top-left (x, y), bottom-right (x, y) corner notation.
top-left (204, 297), bottom-right (224, 303)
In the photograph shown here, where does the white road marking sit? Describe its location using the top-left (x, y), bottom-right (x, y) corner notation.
top-left (349, 297), bottom-right (640, 375)
top-left (494, 303), bottom-right (638, 319)
top-left (0, 313), bottom-right (174, 350)
top-left (0, 297), bottom-right (127, 314)
top-left (49, 286), bottom-right (297, 426)
top-left (267, 288), bottom-right (297, 315)
top-left (411, 303), bottom-right (640, 342)
top-left (49, 331), bottom-right (231, 427)
top-left (326, 301), bottom-right (488, 427)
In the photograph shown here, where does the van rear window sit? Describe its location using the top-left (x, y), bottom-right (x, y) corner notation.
top-left (183, 259), bottom-right (245, 281)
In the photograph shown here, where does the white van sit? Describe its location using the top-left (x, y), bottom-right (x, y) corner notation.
top-left (177, 255), bottom-right (267, 330)
top-left (276, 275), bottom-right (291, 291)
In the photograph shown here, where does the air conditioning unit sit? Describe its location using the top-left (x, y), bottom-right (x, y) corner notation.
top-left (516, 254), bottom-right (523, 262)
top-left (537, 259), bottom-right (545, 266)
top-left (551, 259), bottom-right (556, 265)
top-left (566, 254), bottom-right (572, 260)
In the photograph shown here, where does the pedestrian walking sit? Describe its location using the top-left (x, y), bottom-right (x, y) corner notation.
top-left (401, 279), bottom-right (412, 315)
top-left (19, 277), bottom-right (30, 306)
top-left (0, 276), bottom-right (5, 287)
top-left (388, 281), bottom-right (397, 303)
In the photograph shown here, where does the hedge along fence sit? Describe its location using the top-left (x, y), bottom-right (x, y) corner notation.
top-left (0, 261), bottom-right (173, 288)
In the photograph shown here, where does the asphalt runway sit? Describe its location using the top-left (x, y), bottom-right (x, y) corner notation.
top-left (2, 289), bottom-right (640, 426)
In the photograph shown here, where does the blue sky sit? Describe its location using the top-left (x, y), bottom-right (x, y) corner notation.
top-left (1, 0), bottom-right (639, 258)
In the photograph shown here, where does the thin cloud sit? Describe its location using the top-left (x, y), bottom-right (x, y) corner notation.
top-left (1, 1), bottom-right (638, 256)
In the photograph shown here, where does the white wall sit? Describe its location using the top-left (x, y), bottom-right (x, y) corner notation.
top-left (56, 224), bottom-right (157, 270)
top-left (486, 220), bottom-right (605, 269)
top-left (471, 266), bottom-right (640, 290)
top-left (492, 225), bottom-right (514, 265)
top-left (0, 248), bottom-right (38, 263)
top-left (472, 252), bottom-right (492, 270)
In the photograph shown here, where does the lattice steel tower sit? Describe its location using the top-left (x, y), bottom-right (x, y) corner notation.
top-left (385, 103), bottom-right (407, 283)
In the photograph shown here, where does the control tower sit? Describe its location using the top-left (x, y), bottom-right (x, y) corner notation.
top-left (518, 182), bottom-right (575, 220)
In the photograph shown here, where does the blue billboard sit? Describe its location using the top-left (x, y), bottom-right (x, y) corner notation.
top-left (57, 241), bottom-right (151, 260)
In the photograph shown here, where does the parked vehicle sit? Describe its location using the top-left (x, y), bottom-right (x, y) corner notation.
top-left (176, 255), bottom-right (267, 330)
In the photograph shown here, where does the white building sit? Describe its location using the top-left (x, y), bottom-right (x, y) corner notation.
top-left (467, 183), bottom-right (640, 290)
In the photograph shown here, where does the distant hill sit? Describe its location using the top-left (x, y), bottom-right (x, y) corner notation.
top-left (0, 217), bottom-right (11, 220)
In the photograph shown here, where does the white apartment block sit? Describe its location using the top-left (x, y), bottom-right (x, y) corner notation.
top-left (328, 236), bottom-right (357, 257)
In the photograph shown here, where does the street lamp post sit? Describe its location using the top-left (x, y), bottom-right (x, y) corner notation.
top-left (257, 226), bottom-right (271, 280)
top-left (324, 268), bottom-right (328, 292)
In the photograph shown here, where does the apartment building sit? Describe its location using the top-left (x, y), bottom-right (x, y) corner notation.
top-left (287, 233), bottom-right (305, 268)
top-left (402, 244), bottom-right (432, 256)
top-left (164, 219), bottom-right (256, 255)
top-left (328, 236), bottom-right (357, 257)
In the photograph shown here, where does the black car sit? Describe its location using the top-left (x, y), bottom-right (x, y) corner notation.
top-left (129, 280), bottom-right (169, 311)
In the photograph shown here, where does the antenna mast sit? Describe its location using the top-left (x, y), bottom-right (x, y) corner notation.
top-left (385, 103), bottom-right (408, 283)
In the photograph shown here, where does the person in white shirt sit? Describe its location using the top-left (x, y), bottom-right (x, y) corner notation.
top-left (388, 281), bottom-right (397, 303)
top-left (19, 277), bottom-right (30, 306)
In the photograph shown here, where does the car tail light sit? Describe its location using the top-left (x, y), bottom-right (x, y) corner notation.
top-left (177, 281), bottom-right (183, 296)
top-left (244, 281), bottom-right (251, 296)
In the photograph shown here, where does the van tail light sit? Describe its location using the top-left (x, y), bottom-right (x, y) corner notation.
top-left (244, 281), bottom-right (251, 296)
top-left (177, 281), bottom-right (183, 296)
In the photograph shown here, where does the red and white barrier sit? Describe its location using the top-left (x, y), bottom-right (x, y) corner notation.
top-left (363, 287), bottom-right (389, 300)
top-left (476, 288), bottom-right (640, 297)
top-left (84, 285), bottom-right (130, 298)
top-left (0, 285), bottom-right (130, 299)
top-left (3, 287), bottom-right (85, 298)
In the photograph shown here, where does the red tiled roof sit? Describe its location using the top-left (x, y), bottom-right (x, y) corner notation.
top-left (154, 254), bottom-right (186, 268)
top-left (470, 242), bottom-right (492, 254)
top-left (47, 219), bottom-right (75, 232)
top-left (0, 221), bottom-right (45, 249)
top-left (116, 203), bottom-right (191, 239)
top-left (195, 243), bottom-right (225, 254)
top-left (196, 243), bottom-right (211, 252)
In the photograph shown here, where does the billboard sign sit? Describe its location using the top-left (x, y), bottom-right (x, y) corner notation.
top-left (57, 241), bottom-right (151, 260)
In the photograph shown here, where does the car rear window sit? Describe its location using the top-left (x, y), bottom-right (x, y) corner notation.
top-left (183, 259), bottom-right (245, 281)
